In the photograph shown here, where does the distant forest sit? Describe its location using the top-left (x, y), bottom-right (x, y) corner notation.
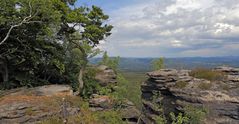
top-left (91, 56), bottom-right (239, 72)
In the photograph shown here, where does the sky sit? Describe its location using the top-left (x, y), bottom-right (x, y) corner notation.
top-left (76, 0), bottom-right (239, 58)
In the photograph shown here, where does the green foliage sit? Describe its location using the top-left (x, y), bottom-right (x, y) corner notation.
top-left (97, 85), bottom-right (114, 95)
top-left (152, 57), bottom-right (165, 70)
top-left (174, 81), bottom-right (189, 89)
top-left (121, 72), bottom-right (146, 109)
top-left (107, 74), bottom-right (128, 109)
top-left (81, 67), bottom-right (100, 99)
top-left (184, 105), bottom-right (208, 124)
top-left (198, 82), bottom-right (212, 90)
top-left (151, 91), bottom-right (207, 124)
top-left (170, 112), bottom-right (189, 124)
top-left (152, 91), bottom-right (167, 124)
top-left (0, 0), bottom-right (113, 90)
top-left (113, 74), bottom-right (128, 99)
top-left (189, 68), bottom-right (225, 81)
top-left (155, 115), bottom-right (167, 124)
top-left (99, 51), bottom-right (120, 72)
top-left (96, 110), bottom-right (126, 124)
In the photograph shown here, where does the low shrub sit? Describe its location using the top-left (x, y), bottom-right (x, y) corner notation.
top-left (154, 115), bottom-right (167, 124)
top-left (184, 105), bottom-right (208, 124)
top-left (96, 110), bottom-right (126, 124)
top-left (189, 68), bottom-right (225, 81)
top-left (170, 112), bottom-right (189, 124)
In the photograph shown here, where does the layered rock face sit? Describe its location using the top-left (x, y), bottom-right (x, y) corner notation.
top-left (141, 66), bottom-right (239, 124)
top-left (0, 85), bottom-right (79, 124)
top-left (95, 65), bottom-right (117, 86)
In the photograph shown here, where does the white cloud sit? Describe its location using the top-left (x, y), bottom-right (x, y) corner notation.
top-left (121, 40), bottom-right (161, 47)
top-left (103, 0), bottom-right (239, 57)
top-left (171, 40), bottom-right (184, 47)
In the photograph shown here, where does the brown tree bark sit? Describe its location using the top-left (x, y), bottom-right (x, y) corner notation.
top-left (78, 66), bottom-right (85, 91)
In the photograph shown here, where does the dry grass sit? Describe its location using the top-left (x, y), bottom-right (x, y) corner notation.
top-left (189, 68), bottom-right (225, 81)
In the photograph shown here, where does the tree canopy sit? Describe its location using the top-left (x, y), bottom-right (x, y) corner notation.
top-left (0, 0), bottom-right (113, 91)
top-left (151, 57), bottom-right (165, 71)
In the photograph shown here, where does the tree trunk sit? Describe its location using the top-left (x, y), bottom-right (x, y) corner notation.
top-left (78, 66), bottom-right (85, 93)
top-left (2, 63), bottom-right (8, 82)
top-left (77, 46), bottom-right (87, 94)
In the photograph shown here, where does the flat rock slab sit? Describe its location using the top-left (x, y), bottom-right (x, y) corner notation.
top-left (1, 85), bottom-right (73, 97)
top-left (34, 85), bottom-right (73, 96)
top-left (0, 85), bottom-right (78, 124)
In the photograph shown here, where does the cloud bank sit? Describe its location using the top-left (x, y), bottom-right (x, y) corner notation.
top-left (100, 0), bottom-right (239, 57)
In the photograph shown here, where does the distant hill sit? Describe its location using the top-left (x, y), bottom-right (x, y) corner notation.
top-left (90, 56), bottom-right (239, 72)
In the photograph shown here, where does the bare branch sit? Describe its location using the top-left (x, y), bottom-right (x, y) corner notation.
top-left (24, 21), bottom-right (42, 24)
top-left (28, 1), bottom-right (32, 16)
top-left (0, 2), bottom-right (40, 46)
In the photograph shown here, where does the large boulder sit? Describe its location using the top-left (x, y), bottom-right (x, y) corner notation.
top-left (141, 67), bottom-right (239, 124)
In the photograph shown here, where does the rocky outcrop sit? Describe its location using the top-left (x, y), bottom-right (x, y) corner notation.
top-left (91, 65), bottom-right (141, 124)
top-left (95, 65), bottom-right (117, 86)
top-left (89, 94), bottom-right (114, 111)
top-left (141, 66), bottom-right (239, 124)
top-left (0, 85), bottom-right (79, 124)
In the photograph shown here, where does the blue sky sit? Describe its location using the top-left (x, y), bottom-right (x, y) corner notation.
top-left (76, 0), bottom-right (239, 58)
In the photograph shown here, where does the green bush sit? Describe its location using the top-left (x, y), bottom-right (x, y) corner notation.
top-left (175, 81), bottom-right (189, 88)
top-left (81, 68), bottom-right (100, 99)
top-left (170, 112), bottom-right (189, 124)
top-left (155, 115), bottom-right (167, 124)
top-left (189, 68), bottom-right (224, 81)
top-left (99, 51), bottom-right (120, 72)
top-left (151, 57), bottom-right (165, 70)
top-left (198, 82), bottom-right (212, 90)
top-left (96, 110), bottom-right (126, 124)
top-left (184, 105), bottom-right (207, 124)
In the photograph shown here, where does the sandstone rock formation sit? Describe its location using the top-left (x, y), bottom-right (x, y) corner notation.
top-left (0, 85), bottom-right (79, 124)
top-left (141, 66), bottom-right (239, 124)
top-left (95, 65), bottom-right (117, 86)
top-left (89, 94), bottom-right (114, 111)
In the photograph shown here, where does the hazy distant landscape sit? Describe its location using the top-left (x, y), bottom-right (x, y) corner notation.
top-left (91, 56), bottom-right (239, 72)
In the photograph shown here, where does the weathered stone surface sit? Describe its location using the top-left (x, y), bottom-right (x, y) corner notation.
top-left (0, 85), bottom-right (79, 124)
top-left (120, 100), bottom-right (141, 124)
top-left (95, 65), bottom-right (117, 86)
top-left (214, 66), bottom-right (239, 75)
top-left (89, 95), bottom-right (113, 109)
top-left (141, 66), bottom-right (239, 124)
top-left (34, 85), bottom-right (73, 96)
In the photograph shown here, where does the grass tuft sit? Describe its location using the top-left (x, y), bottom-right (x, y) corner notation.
top-left (189, 68), bottom-right (225, 81)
